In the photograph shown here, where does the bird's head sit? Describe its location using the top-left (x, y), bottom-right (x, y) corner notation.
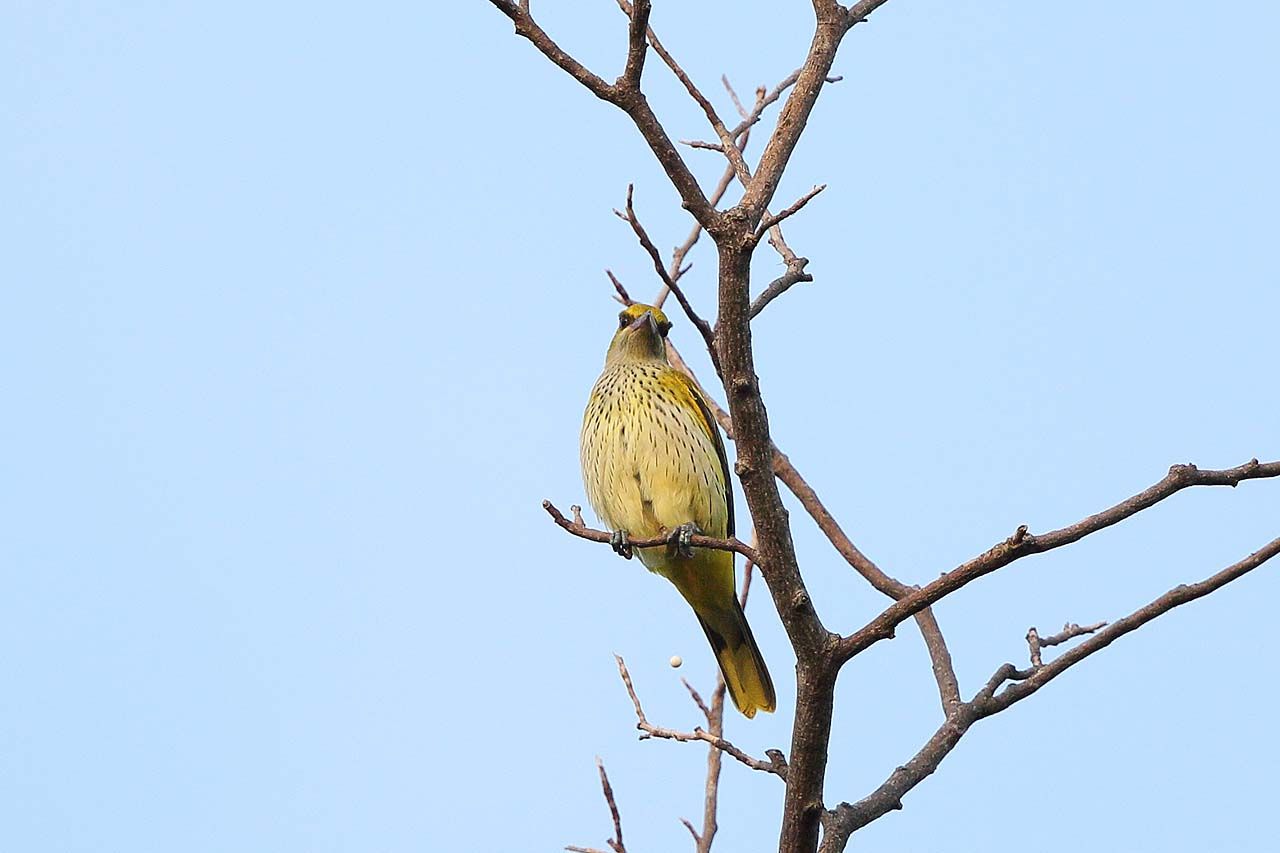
top-left (605, 303), bottom-right (672, 365)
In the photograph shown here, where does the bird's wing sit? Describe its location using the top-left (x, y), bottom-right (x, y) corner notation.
top-left (666, 369), bottom-right (734, 538)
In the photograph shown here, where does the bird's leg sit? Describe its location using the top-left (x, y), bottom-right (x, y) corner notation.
top-left (609, 529), bottom-right (633, 560)
top-left (666, 522), bottom-right (701, 560)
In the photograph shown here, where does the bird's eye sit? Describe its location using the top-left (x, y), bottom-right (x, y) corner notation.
top-left (618, 312), bottom-right (630, 329)
top-left (657, 318), bottom-right (672, 337)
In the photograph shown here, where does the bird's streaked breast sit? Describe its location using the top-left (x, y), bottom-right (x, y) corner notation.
top-left (581, 363), bottom-right (728, 546)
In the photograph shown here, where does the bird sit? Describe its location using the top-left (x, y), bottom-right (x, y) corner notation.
top-left (580, 302), bottom-right (775, 717)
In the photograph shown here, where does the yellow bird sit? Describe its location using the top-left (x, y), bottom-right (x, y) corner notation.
top-left (580, 302), bottom-right (775, 717)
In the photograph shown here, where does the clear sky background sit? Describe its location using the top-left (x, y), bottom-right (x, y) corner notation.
top-left (4, 2), bottom-right (1278, 851)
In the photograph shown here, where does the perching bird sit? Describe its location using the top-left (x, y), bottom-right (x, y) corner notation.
top-left (580, 302), bottom-right (775, 717)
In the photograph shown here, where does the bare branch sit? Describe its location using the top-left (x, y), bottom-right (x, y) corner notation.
top-left (837, 459), bottom-right (1280, 663)
top-left (988, 535), bottom-right (1280, 712)
top-left (820, 533), bottom-right (1280, 852)
top-left (764, 444), bottom-right (963, 716)
top-left (543, 500), bottom-right (758, 564)
top-left (655, 95), bottom-right (762, 312)
top-left (616, 186), bottom-right (722, 377)
top-left (672, 332), bottom-right (965, 718)
top-left (654, 158), bottom-right (734, 311)
top-left (485, 0), bottom-right (719, 229)
top-left (606, 270), bottom-right (633, 306)
top-left (677, 70), bottom-right (824, 318)
top-left (914, 609), bottom-right (962, 715)
top-left (754, 184), bottom-right (827, 239)
top-left (750, 259), bottom-right (813, 318)
top-left (614, 655), bottom-right (788, 780)
top-left (730, 1), bottom-right (886, 224)
top-left (736, 5), bottom-right (850, 223)
top-left (679, 139), bottom-right (726, 152)
top-left (567, 757), bottom-right (627, 853)
top-left (1026, 621), bottom-right (1107, 668)
top-left (724, 69), bottom-right (836, 148)
top-left (613, 0), bottom-right (752, 184)
top-left (598, 759), bottom-right (626, 853)
top-left (845, 1), bottom-right (896, 27)
top-left (723, 75), bottom-right (750, 120)
top-left (618, 0), bottom-right (651, 91)
top-left (487, 1), bottom-right (614, 99)
top-left (694, 81), bottom-right (821, 315)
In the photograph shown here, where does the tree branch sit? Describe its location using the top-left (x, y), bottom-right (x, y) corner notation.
top-left (486, 0), bottom-right (720, 230)
top-left (653, 77), bottom-right (769, 313)
top-left (765, 445), bottom-right (962, 714)
top-left (567, 757), bottom-right (627, 853)
top-left (1026, 621), bottom-right (1107, 668)
top-left (667, 336), bottom-right (962, 715)
top-left (837, 459), bottom-right (1280, 663)
top-left (819, 533), bottom-right (1280, 852)
top-left (488, 1), bottom-right (614, 99)
top-left (614, 655), bottom-right (788, 780)
top-left (618, 0), bottom-right (651, 91)
top-left (694, 76), bottom-right (825, 318)
top-left (613, 0), bottom-right (753, 185)
top-left (845, 1), bottom-right (896, 28)
top-left (736, 5), bottom-right (850, 224)
top-left (543, 500), bottom-right (758, 564)
top-left (754, 184), bottom-right (827, 240)
top-left (750, 259), bottom-right (813, 318)
top-left (615, 186), bottom-right (722, 378)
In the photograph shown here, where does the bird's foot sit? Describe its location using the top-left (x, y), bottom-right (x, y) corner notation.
top-left (609, 529), bottom-right (633, 560)
top-left (666, 522), bottom-right (701, 560)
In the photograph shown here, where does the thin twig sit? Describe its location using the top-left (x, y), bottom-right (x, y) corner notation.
top-left (679, 139), bottom-right (727, 152)
top-left (654, 84), bottom-right (764, 311)
top-left (696, 73), bottom-right (826, 315)
top-left (543, 500), bottom-right (759, 564)
top-left (1026, 621), bottom-right (1107, 668)
top-left (755, 184), bottom-right (827, 239)
top-left (613, 0), bottom-right (751, 184)
top-left (567, 757), bottom-right (627, 853)
top-left (749, 259), bottom-right (813, 318)
top-left (606, 270), bottom-right (633, 306)
top-left (846, 0), bottom-right (896, 28)
top-left (616, 185), bottom-right (722, 377)
top-left (652, 156), bottom-right (733, 312)
top-left (614, 655), bottom-right (787, 780)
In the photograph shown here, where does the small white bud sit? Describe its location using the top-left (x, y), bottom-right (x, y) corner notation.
top-left (669, 655), bottom-right (683, 668)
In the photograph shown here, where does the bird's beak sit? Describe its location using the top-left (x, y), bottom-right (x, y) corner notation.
top-left (628, 310), bottom-right (658, 335)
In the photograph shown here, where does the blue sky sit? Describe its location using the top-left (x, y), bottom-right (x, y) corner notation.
top-left (4, 2), bottom-right (1277, 851)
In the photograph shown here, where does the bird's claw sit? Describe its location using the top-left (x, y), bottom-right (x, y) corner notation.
top-left (667, 522), bottom-right (700, 559)
top-left (610, 529), bottom-right (633, 560)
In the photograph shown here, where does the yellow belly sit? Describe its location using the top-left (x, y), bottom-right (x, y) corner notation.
top-left (580, 363), bottom-right (729, 544)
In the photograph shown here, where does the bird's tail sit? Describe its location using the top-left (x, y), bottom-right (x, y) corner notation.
top-left (695, 600), bottom-right (776, 718)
